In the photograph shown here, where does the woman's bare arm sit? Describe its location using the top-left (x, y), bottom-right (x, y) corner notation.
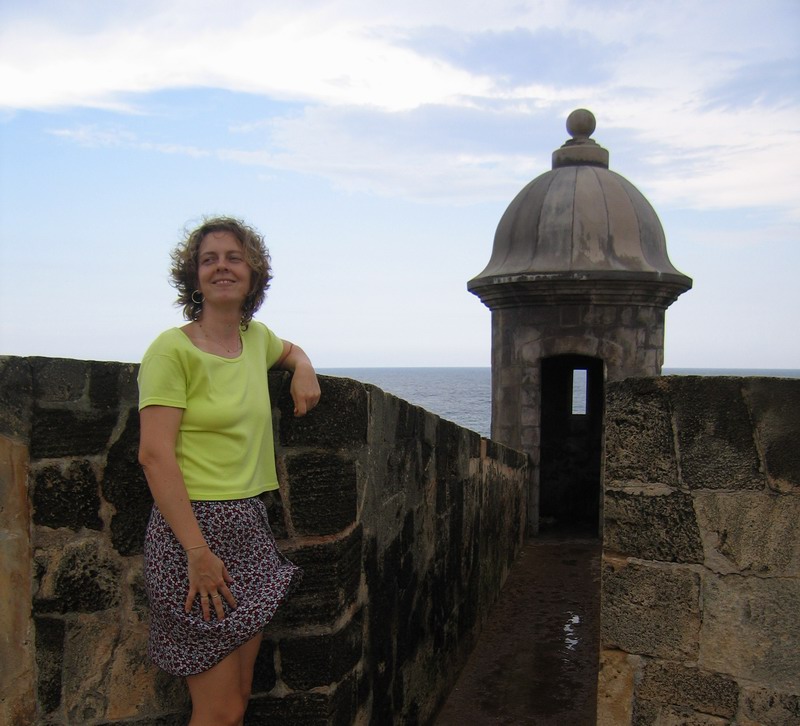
top-left (274, 340), bottom-right (321, 416)
top-left (138, 405), bottom-right (236, 620)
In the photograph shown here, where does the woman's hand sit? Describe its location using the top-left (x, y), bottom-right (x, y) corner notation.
top-left (185, 546), bottom-right (237, 621)
top-left (275, 340), bottom-right (321, 416)
top-left (290, 363), bottom-right (321, 416)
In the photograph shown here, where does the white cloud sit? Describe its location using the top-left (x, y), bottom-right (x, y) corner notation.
top-left (49, 125), bottom-right (138, 147)
top-left (48, 124), bottom-right (213, 158)
top-left (7, 1), bottom-right (792, 113)
top-left (598, 100), bottom-right (800, 213)
top-left (218, 106), bottom-right (544, 202)
top-left (1, 0), bottom-right (798, 214)
top-left (0, 3), bottom-right (500, 112)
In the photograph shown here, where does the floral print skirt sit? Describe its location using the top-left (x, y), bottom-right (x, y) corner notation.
top-left (144, 496), bottom-right (301, 676)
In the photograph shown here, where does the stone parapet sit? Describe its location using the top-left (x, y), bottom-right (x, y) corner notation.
top-left (598, 376), bottom-right (800, 725)
top-left (0, 355), bottom-right (528, 725)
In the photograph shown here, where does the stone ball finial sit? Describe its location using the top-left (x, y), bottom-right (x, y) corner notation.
top-left (552, 108), bottom-right (608, 168)
top-left (566, 109), bottom-right (596, 140)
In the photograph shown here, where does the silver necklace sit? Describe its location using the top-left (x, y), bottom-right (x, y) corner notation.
top-left (197, 321), bottom-right (241, 355)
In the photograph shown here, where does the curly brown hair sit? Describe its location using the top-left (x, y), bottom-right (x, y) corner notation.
top-left (170, 216), bottom-right (272, 327)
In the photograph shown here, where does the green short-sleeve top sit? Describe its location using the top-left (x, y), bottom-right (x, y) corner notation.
top-left (137, 321), bottom-right (284, 501)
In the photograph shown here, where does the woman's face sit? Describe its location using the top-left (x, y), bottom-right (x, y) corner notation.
top-left (196, 231), bottom-right (253, 310)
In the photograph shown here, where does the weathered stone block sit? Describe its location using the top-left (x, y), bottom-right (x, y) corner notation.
top-left (632, 701), bottom-right (729, 725)
top-left (597, 338), bottom-right (627, 373)
top-left (116, 362), bottom-right (141, 408)
top-left (104, 624), bottom-right (169, 721)
top-left (397, 571), bottom-right (426, 663)
top-left (102, 408), bottom-right (152, 556)
top-left (364, 535), bottom-right (398, 717)
top-left (381, 396), bottom-right (437, 495)
top-left (251, 639), bottom-right (277, 696)
top-left (35, 616), bottom-right (64, 715)
top-left (280, 611), bottom-right (363, 690)
top-left (245, 691), bottom-right (331, 725)
top-left (700, 574), bottom-right (800, 692)
top-left (329, 672), bottom-right (359, 726)
top-left (605, 378), bottom-right (678, 487)
top-left (694, 491), bottom-right (800, 576)
top-left (604, 489), bottom-right (703, 563)
top-left (0, 356), bottom-right (33, 439)
top-left (151, 670), bottom-right (191, 718)
top-left (63, 612), bottom-right (173, 723)
top-left (430, 536), bottom-right (457, 653)
top-left (128, 563), bottom-right (150, 624)
top-left (435, 462), bottom-right (449, 515)
top-left (32, 459), bottom-right (102, 531)
top-left (0, 435), bottom-right (35, 726)
top-left (740, 685), bottom-right (800, 726)
top-left (261, 490), bottom-right (288, 539)
top-left (669, 377), bottom-right (764, 491)
top-left (31, 357), bottom-right (88, 403)
top-left (278, 526), bottom-right (362, 626)
top-left (601, 560), bottom-right (700, 660)
top-left (274, 373), bottom-right (368, 447)
top-left (597, 649), bottom-right (637, 726)
top-left (636, 661), bottom-right (738, 718)
top-left (435, 418), bottom-right (475, 484)
top-left (284, 451), bottom-right (357, 536)
top-left (388, 392), bottom-right (432, 444)
top-left (88, 361), bottom-right (128, 410)
top-left (35, 539), bottom-right (121, 614)
top-left (483, 438), bottom-right (528, 470)
top-left (63, 612), bottom-right (156, 723)
top-left (97, 715), bottom-right (187, 726)
top-left (30, 407), bottom-right (119, 459)
top-left (250, 678), bottom-right (356, 726)
top-left (62, 613), bottom-right (118, 722)
top-left (744, 378), bottom-right (800, 492)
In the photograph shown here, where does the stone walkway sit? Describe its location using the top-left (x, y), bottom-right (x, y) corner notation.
top-left (434, 535), bottom-right (602, 725)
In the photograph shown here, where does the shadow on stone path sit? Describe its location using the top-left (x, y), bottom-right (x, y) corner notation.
top-left (434, 534), bottom-right (602, 725)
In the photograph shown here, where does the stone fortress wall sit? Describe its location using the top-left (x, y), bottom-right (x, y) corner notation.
top-left (598, 375), bottom-right (800, 725)
top-left (1, 356), bottom-right (798, 725)
top-left (0, 355), bottom-right (528, 725)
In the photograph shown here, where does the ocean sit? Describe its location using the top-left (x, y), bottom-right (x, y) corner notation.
top-left (319, 367), bottom-right (800, 439)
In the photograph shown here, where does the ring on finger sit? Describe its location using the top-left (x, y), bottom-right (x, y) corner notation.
top-left (211, 594), bottom-right (222, 600)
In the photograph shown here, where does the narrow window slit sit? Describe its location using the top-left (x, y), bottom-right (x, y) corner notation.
top-left (572, 369), bottom-right (587, 415)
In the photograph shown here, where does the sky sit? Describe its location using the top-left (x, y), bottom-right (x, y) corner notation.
top-left (1, 0), bottom-right (798, 369)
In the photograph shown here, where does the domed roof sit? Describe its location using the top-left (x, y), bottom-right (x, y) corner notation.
top-left (468, 109), bottom-right (692, 308)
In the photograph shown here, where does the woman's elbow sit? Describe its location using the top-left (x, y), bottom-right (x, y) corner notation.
top-left (138, 444), bottom-right (163, 473)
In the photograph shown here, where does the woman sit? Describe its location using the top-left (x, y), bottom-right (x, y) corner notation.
top-left (137, 216), bottom-right (320, 726)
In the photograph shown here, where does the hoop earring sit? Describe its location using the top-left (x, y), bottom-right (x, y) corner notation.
top-left (191, 290), bottom-right (204, 305)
